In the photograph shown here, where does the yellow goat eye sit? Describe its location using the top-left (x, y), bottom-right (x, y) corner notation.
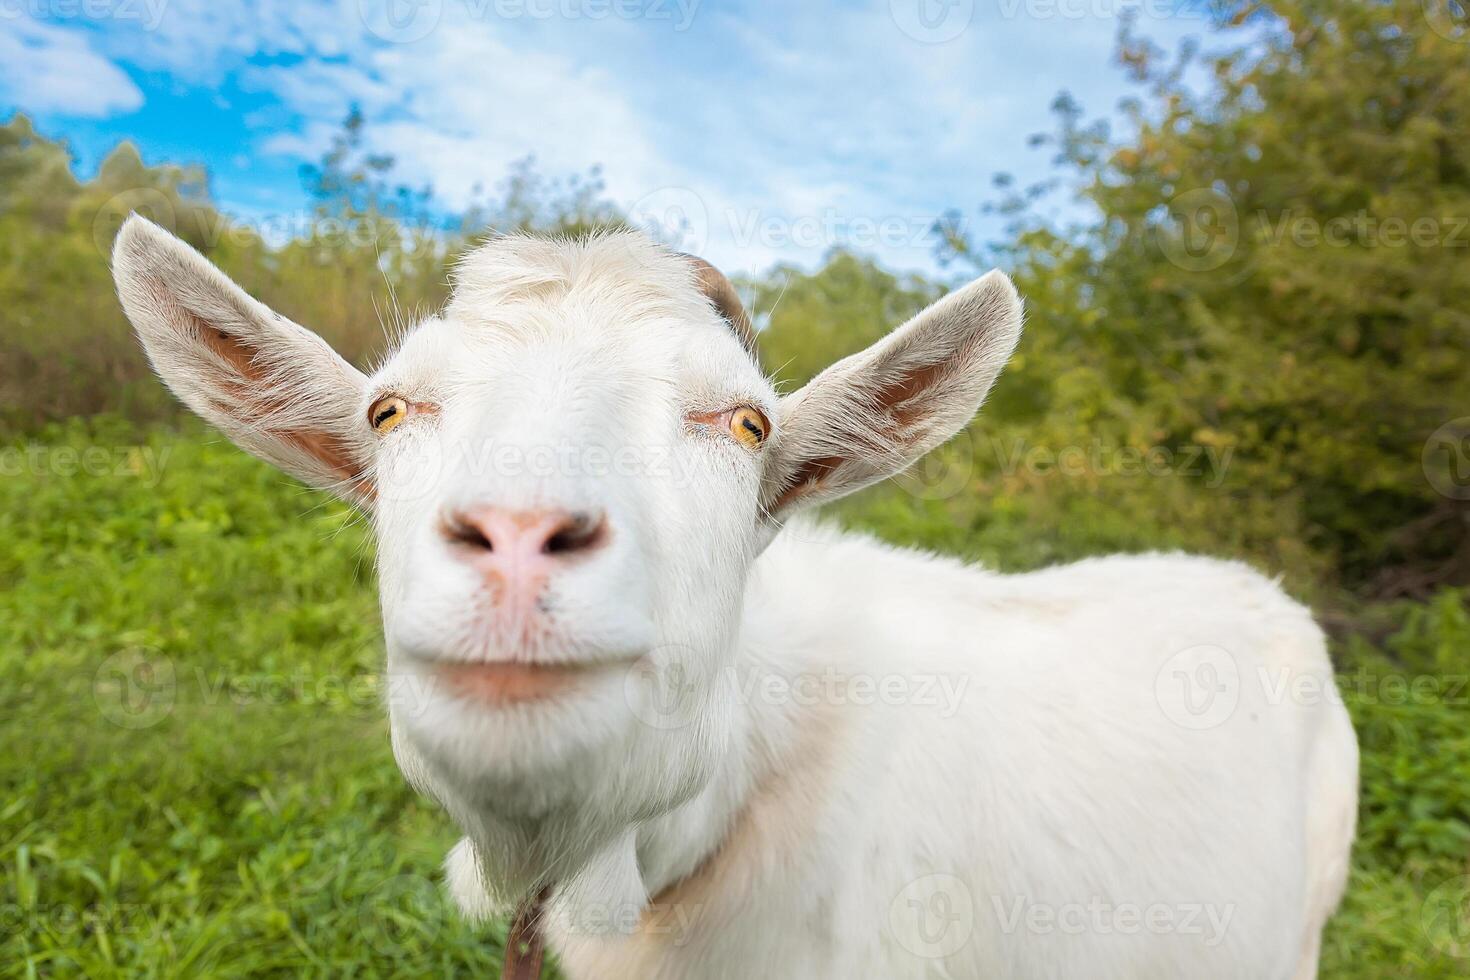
top-left (369, 396), bottom-right (409, 434)
top-left (729, 406), bottom-right (769, 449)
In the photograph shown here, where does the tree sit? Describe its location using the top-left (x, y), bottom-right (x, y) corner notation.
top-left (943, 0), bottom-right (1470, 597)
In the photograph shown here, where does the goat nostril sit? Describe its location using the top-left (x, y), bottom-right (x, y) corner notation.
top-left (443, 516), bottom-right (494, 551)
top-left (544, 512), bottom-right (606, 555)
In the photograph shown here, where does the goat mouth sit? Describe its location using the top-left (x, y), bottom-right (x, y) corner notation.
top-left (433, 658), bottom-right (629, 706)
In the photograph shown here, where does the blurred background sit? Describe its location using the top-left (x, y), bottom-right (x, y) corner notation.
top-left (2, 0), bottom-right (1468, 975)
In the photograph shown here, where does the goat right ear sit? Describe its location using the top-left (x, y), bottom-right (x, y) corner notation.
top-left (111, 215), bottom-right (375, 503)
top-left (762, 270), bottom-right (1022, 516)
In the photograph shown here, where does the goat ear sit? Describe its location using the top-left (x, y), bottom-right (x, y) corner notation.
top-left (763, 269), bottom-right (1022, 516)
top-left (111, 215), bottom-right (375, 504)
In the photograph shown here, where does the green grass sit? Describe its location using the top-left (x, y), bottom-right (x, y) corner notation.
top-left (2, 419), bottom-right (1467, 977)
top-left (0, 420), bottom-right (507, 977)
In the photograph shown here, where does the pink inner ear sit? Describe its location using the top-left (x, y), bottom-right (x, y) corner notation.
top-left (766, 353), bottom-right (960, 515)
top-left (189, 313), bottom-right (375, 500)
top-left (875, 358), bottom-right (949, 429)
top-left (768, 454), bottom-right (844, 514)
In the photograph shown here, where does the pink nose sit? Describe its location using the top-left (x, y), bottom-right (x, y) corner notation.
top-left (443, 511), bottom-right (611, 617)
top-left (442, 506), bottom-right (607, 559)
top-left (440, 507), bottom-right (607, 614)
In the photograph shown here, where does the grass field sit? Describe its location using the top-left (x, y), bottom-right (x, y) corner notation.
top-left (3, 418), bottom-right (1468, 977)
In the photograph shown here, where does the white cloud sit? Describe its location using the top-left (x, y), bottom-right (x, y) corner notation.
top-left (0, 14), bottom-right (143, 117)
top-left (14, 0), bottom-right (1220, 275)
top-left (84, 0), bottom-right (354, 82)
top-left (266, 23), bottom-right (670, 204)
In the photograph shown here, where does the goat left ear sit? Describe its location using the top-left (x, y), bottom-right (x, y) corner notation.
top-left (763, 269), bottom-right (1022, 516)
top-left (112, 215), bottom-right (375, 505)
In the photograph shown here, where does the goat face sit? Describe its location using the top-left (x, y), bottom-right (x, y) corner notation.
top-left (112, 216), bottom-right (1022, 839)
top-left (366, 235), bottom-right (777, 815)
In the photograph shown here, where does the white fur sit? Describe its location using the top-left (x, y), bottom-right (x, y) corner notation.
top-left (112, 216), bottom-right (1357, 979)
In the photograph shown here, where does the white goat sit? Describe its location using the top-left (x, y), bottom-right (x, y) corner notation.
top-left (113, 215), bottom-right (1358, 980)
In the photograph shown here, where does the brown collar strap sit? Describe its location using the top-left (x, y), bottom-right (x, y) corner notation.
top-left (504, 887), bottom-right (550, 980)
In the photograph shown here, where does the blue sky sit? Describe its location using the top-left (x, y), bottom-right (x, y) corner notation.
top-left (1, 0), bottom-right (1219, 274)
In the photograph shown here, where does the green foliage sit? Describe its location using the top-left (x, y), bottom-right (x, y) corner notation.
top-left (750, 250), bottom-right (940, 389)
top-left (1325, 589), bottom-right (1470, 977)
top-left (0, 110), bottom-right (622, 430)
top-left (757, 247), bottom-right (1333, 592)
top-left (0, 420), bottom-right (516, 977)
top-left (1343, 592), bottom-right (1470, 866)
top-left (941, 0), bottom-right (1470, 597)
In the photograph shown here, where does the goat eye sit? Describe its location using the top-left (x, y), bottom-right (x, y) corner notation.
top-left (369, 396), bottom-right (409, 434)
top-left (729, 406), bottom-right (769, 449)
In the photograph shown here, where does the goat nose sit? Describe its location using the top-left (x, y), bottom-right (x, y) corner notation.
top-left (441, 506), bottom-right (608, 560)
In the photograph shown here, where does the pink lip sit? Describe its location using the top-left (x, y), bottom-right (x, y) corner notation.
top-left (435, 659), bottom-right (623, 706)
